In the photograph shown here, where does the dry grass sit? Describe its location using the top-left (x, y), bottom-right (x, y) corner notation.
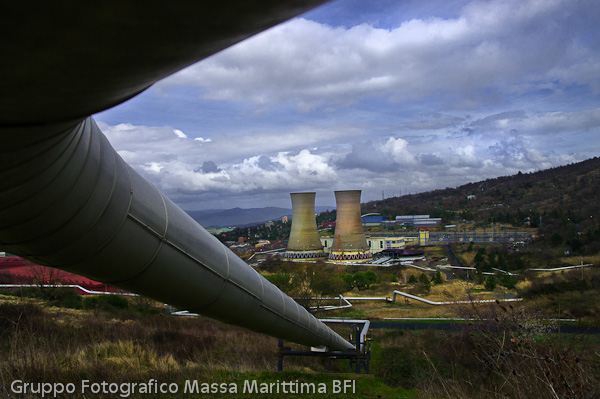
top-left (373, 302), bottom-right (600, 399)
top-left (75, 341), bottom-right (181, 374)
top-left (334, 279), bottom-right (518, 320)
top-left (561, 254), bottom-right (600, 266)
top-left (1, 276), bottom-right (598, 398)
top-left (0, 296), bottom-right (334, 397)
top-left (459, 251), bottom-right (477, 266)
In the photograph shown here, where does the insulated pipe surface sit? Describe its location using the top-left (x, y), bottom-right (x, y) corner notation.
top-left (0, 118), bottom-right (353, 351)
top-left (0, 1), bottom-right (329, 125)
top-left (0, 0), bottom-right (353, 351)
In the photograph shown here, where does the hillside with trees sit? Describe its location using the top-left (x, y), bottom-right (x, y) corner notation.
top-left (361, 157), bottom-right (600, 255)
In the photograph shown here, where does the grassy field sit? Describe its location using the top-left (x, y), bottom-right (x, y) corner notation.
top-left (0, 292), bottom-right (417, 398)
top-left (1, 269), bottom-right (598, 399)
top-left (314, 277), bottom-right (520, 320)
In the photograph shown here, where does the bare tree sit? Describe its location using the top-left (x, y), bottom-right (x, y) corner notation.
top-left (27, 263), bottom-right (68, 298)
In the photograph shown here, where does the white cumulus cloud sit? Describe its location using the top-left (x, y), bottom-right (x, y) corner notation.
top-left (159, 0), bottom-right (599, 111)
top-left (173, 129), bottom-right (187, 139)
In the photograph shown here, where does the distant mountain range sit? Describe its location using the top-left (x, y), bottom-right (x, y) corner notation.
top-left (185, 206), bottom-right (333, 228)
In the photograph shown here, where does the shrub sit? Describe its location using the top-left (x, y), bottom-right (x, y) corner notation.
top-left (419, 273), bottom-right (431, 292)
top-left (499, 274), bottom-right (518, 289)
top-left (83, 295), bottom-right (129, 310)
top-left (376, 346), bottom-right (431, 388)
top-left (484, 275), bottom-right (497, 291)
top-left (432, 270), bottom-right (444, 285)
top-left (365, 270), bottom-right (379, 285)
top-left (456, 303), bottom-right (596, 398)
top-left (353, 271), bottom-right (369, 290)
top-left (265, 273), bottom-right (292, 292)
top-left (44, 288), bottom-right (83, 308)
top-left (341, 273), bottom-right (354, 291)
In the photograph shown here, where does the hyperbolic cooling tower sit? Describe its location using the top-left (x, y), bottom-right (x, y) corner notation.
top-left (284, 192), bottom-right (326, 259)
top-left (330, 190), bottom-right (372, 262)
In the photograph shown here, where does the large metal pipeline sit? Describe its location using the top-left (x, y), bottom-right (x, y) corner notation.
top-left (0, 1), bottom-right (353, 351)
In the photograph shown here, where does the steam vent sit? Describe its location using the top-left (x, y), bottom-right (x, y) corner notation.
top-left (329, 190), bottom-right (372, 262)
top-left (284, 192), bottom-right (327, 260)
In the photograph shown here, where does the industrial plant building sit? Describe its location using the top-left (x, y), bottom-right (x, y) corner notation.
top-left (360, 214), bottom-right (442, 229)
top-left (361, 213), bottom-right (387, 226)
top-left (321, 231), bottom-right (430, 255)
top-left (321, 235), bottom-right (403, 253)
top-left (395, 215), bottom-right (442, 229)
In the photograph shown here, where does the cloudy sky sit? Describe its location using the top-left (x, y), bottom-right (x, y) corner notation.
top-left (95, 0), bottom-right (600, 210)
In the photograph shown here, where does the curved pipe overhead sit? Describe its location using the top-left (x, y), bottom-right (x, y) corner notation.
top-left (0, 1), bottom-right (353, 351)
top-left (0, 1), bottom-right (328, 125)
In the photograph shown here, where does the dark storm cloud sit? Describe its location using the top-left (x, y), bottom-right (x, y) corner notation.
top-left (195, 161), bottom-right (222, 174)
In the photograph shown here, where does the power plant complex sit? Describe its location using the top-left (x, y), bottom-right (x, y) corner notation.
top-left (285, 190), bottom-right (372, 263)
top-left (282, 190), bottom-right (532, 265)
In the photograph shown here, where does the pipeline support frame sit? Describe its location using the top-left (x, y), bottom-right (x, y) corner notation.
top-left (277, 321), bottom-right (370, 374)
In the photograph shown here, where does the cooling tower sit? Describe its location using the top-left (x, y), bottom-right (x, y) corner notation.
top-left (329, 190), bottom-right (372, 262)
top-left (284, 192), bottom-right (326, 259)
